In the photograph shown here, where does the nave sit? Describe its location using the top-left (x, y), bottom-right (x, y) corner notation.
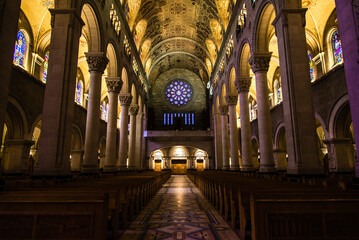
top-left (120, 175), bottom-right (240, 240)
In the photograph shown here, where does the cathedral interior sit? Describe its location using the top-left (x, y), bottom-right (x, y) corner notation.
top-left (0, 0), bottom-right (359, 239)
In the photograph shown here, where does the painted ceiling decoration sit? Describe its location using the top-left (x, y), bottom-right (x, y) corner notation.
top-left (129, 0), bottom-right (232, 86)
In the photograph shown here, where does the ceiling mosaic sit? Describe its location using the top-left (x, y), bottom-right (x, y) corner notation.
top-left (130, 0), bottom-right (233, 86)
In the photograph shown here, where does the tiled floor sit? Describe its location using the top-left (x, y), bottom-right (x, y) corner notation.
top-left (120, 175), bottom-right (240, 240)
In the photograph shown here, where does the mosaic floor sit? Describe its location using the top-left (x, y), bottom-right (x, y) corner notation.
top-left (120, 175), bottom-right (240, 240)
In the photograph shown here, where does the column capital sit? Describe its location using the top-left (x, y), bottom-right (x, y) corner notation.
top-left (119, 94), bottom-right (133, 106)
top-left (235, 77), bottom-right (252, 93)
top-left (106, 77), bottom-right (123, 94)
top-left (249, 52), bottom-right (272, 73)
top-left (49, 8), bottom-right (85, 28)
top-left (218, 105), bottom-right (229, 115)
top-left (129, 104), bottom-right (139, 115)
top-left (225, 95), bottom-right (238, 106)
top-left (85, 52), bottom-right (109, 73)
top-left (272, 8), bottom-right (307, 27)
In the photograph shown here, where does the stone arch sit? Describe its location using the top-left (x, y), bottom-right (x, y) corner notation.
top-left (274, 122), bottom-right (287, 170)
top-left (5, 97), bottom-right (29, 140)
top-left (81, 3), bottom-right (102, 52)
top-left (138, 95), bottom-right (143, 113)
top-left (329, 95), bottom-right (349, 139)
top-left (70, 124), bottom-right (84, 172)
top-left (29, 115), bottom-right (42, 163)
top-left (121, 66), bottom-right (130, 94)
top-left (228, 66), bottom-right (237, 95)
top-left (131, 84), bottom-right (137, 104)
top-left (239, 42), bottom-right (252, 77)
top-left (220, 83), bottom-right (227, 106)
top-left (106, 42), bottom-right (118, 78)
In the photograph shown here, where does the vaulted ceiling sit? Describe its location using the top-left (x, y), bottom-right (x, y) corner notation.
top-left (128, 0), bottom-right (235, 86)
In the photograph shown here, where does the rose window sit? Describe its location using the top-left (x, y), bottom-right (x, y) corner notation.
top-left (166, 80), bottom-right (192, 106)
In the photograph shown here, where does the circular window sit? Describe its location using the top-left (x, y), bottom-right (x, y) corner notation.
top-left (165, 80), bottom-right (192, 106)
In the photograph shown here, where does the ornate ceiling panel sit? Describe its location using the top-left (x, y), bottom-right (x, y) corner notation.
top-left (130, 0), bottom-right (232, 86)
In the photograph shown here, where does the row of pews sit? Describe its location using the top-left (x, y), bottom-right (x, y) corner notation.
top-left (0, 171), bottom-right (170, 239)
top-left (188, 171), bottom-right (359, 240)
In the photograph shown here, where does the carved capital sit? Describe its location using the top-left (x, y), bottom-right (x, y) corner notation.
top-left (129, 104), bottom-right (139, 115)
top-left (218, 105), bottom-right (229, 115)
top-left (106, 77), bottom-right (123, 93)
top-left (249, 52), bottom-right (272, 73)
top-left (119, 94), bottom-right (133, 106)
top-left (235, 77), bottom-right (252, 93)
top-left (85, 52), bottom-right (109, 73)
top-left (225, 95), bottom-right (238, 106)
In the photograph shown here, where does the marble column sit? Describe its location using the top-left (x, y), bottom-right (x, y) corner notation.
top-left (214, 109), bottom-right (223, 170)
top-left (335, 0), bottom-right (359, 177)
top-left (104, 78), bottom-right (123, 173)
top-left (226, 95), bottom-right (240, 171)
top-left (118, 94), bottom-right (132, 171)
top-left (273, 8), bottom-right (322, 174)
top-left (34, 9), bottom-right (84, 177)
top-left (82, 53), bottom-right (109, 174)
top-left (0, 0), bottom-right (21, 146)
top-left (135, 112), bottom-right (144, 170)
top-left (236, 77), bottom-right (254, 171)
top-left (219, 105), bottom-right (230, 170)
top-left (249, 53), bottom-right (276, 172)
top-left (128, 104), bottom-right (139, 170)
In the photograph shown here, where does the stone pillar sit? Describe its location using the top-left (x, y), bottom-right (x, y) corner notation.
top-left (323, 138), bottom-right (355, 173)
top-left (226, 95), bottom-right (240, 171)
top-left (0, 0), bottom-right (21, 146)
top-left (249, 53), bottom-right (276, 172)
top-left (236, 77), bottom-right (254, 171)
top-left (34, 9), bottom-right (84, 177)
top-left (70, 150), bottom-right (82, 172)
top-left (118, 94), bottom-right (132, 171)
top-left (82, 53), bottom-right (109, 174)
top-left (3, 140), bottom-right (34, 174)
top-left (104, 78), bottom-right (123, 172)
top-left (219, 105), bottom-right (230, 170)
top-left (334, 0), bottom-right (359, 177)
top-left (128, 104), bottom-right (139, 170)
top-left (273, 8), bottom-right (322, 174)
top-left (135, 112), bottom-right (144, 170)
top-left (141, 116), bottom-right (148, 169)
top-left (214, 108), bottom-right (223, 170)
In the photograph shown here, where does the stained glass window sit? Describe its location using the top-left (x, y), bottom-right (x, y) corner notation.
top-left (249, 100), bottom-right (257, 121)
top-left (13, 30), bottom-right (27, 67)
top-left (75, 80), bottom-right (83, 105)
top-left (42, 52), bottom-right (49, 83)
top-left (308, 52), bottom-right (315, 81)
top-left (166, 80), bottom-right (192, 107)
top-left (275, 81), bottom-right (282, 104)
top-left (101, 102), bottom-right (108, 121)
top-left (331, 30), bottom-right (343, 65)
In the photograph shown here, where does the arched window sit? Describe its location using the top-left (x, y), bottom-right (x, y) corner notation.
top-left (165, 80), bottom-right (193, 107)
top-left (42, 52), bottom-right (49, 83)
top-left (75, 80), bottom-right (83, 105)
top-left (331, 29), bottom-right (343, 65)
top-left (274, 80), bottom-right (282, 104)
top-left (249, 97), bottom-right (257, 121)
top-left (308, 51), bottom-right (315, 82)
top-left (13, 30), bottom-right (27, 67)
top-left (101, 101), bottom-right (108, 121)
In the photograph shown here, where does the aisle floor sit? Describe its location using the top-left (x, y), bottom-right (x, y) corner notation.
top-left (120, 175), bottom-right (240, 240)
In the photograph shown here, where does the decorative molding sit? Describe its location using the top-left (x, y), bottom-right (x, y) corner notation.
top-left (85, 53), bottom-right (109, 73)
top-left (106, 77), bottom-right (123, 93)
top-left (225, 95), bottom-right (238, 105)
top-left (49, 9), bottom-right (85, 29)
top-left (272, 8), bottom-right (307, 28)
top-left (249, 52), bottom-right (272, 73)
top-left (218, 105), bottom-right (229, 115)
top-left (129, 104), bottom-right (139, 115)
top-left (235, 77), bottom-right (252, 93)
top-left (119, 94), bottom-right (133, 106)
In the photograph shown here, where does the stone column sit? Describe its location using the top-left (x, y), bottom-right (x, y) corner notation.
top-left (2, 140), bottom-right (34, 174)
top-left (335, 0), bottom-right (359, 177)
top-left (273, 8), bottom-right (322, 174)
top-left (135, 112), bottom-right (144, 170)
top-left (118, 94), bottom-right (132, 171)
top-left (219, 105), bottom-right (230, 170)
top-left (82, 53), bottom-right (109, 174)
top-left (249, 53), bottom-right (276, 172)
top-left (236, 77), bottom-right (254, 171)
top-left (0, 0), bottom-right (21, 147)
top-left (323, 138), bottom-right (355, 173)
top-left (128, 104), bottom-right (139, 170)
top-left (226, 95), bottom-right (240, 171)
top-left (214, 105), bottom-right (223, 169)
top-left (34, 9), bottom-right (84, 177)
top-left (141, 116), bottom-right (148, 169)
top-left (104, 78), bottom-right (123, 173)
top-left (70, 150), bottom-right (82, 172)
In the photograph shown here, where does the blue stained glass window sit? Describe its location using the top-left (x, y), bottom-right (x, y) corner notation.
top-left (331, 30), bottom-right (343, 65)
top-left (42, 52), bottom-right (49, 83)
top-left (13, 30), bottom-right (27, 67)
top-left (308, 52), bottom-right (314, 81)
top-left (275, 81), bottom-right (282, 103)
top-left (185, 113), bottom-right (187, 125)
top-left (192, 113), bottom-right (195, 125)
top-left (166, 80), bottom-right (192, 106)
top-left (171, 114), bottom-right (173, 125)
top-left (75, 80), bottom-right (83, 105)
top-left (164, 113), bottom-right (166, 125)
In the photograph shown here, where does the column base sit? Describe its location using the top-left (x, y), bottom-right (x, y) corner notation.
top-left (230, 166), bottom-right (240, 171)
top-left (117, 166), bottom-right (128, 171)
top-left (103, 165), bottom-right (117, 173)
top-left (222, 166), bottom-right (230, 171)
top-left (81, 165), bottom-right (99, 174)
top-left (259, 165), bottom-right (277, 173)
top-left (127, 166), bottom-right (136, 171)
top-left (241, 166), bottom-right (254, 172)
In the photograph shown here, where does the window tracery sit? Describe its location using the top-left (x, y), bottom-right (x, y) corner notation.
top-left (166, 80), bottom-right (193, 107)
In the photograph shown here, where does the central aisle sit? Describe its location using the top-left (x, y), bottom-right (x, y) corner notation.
top-left (120, 175), bottom-right (240, 240)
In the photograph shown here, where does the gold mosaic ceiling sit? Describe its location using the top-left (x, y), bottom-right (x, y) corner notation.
top-left (129, 0), bottom-right (234, 86)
